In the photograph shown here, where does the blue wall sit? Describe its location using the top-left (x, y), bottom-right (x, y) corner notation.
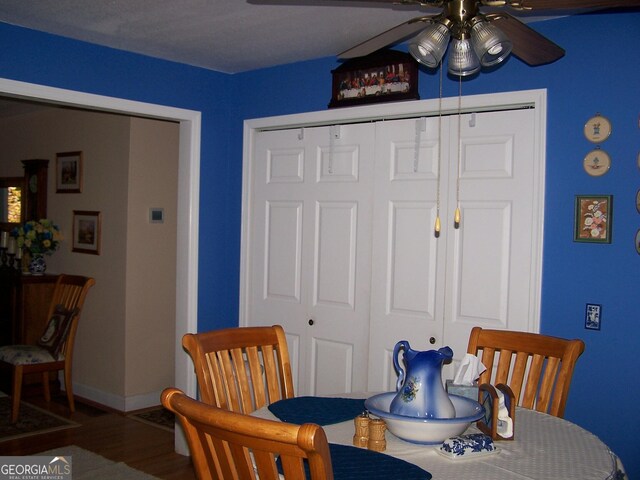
top-left (1, 12), bottom-right (638, 476)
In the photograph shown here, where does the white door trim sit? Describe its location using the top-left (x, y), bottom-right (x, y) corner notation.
top-left (0, 77), bottom-right (200, 455)
top-left (240, 89), bottom-right (546, 334)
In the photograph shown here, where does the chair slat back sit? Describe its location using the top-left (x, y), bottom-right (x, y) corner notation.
top-left (161, 388), bottom-right (334, 480)
top-left (50, 275), bottom-right (96, 359)
top-left (48, 274), bottom-right (96, 318)
top-left (183, 325), bottom-right (294, 413)
top-left (467, 326), bottom-right (585, 418)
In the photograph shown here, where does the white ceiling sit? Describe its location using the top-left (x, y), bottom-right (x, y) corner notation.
top-left (0, 0), bottom-right (562, 74)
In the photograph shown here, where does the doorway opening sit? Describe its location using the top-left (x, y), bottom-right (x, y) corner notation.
top-left (0, 77), bottom-right (200, 454)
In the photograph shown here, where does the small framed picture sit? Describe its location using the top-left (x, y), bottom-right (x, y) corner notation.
top-left (635, 229), bottom-right (640, 255)
top-left (585, 303), bottom-right (602, 330)
top-left (574, 195), bottom-right (612, 243)
top-left (56, 151), bottom-right (83, 193)
top-left (72, 210), bottom-right (101, 255)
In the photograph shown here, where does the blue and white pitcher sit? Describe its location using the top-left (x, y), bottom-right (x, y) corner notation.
top-left (390, 341), bottom-right (455, 419)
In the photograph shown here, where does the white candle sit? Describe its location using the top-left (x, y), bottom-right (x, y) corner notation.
top-left (0, 231), bottom-right (7, 248)
top-left (15, 247), bottom-right (22, 260)
top-left (7, 237), bottom-right (15, 254)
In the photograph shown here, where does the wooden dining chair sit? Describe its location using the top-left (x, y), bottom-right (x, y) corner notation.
top-left (0, 274), bottom-right (95, 422)
top-left (162, 387), bottom-right (334, 480)
top-left (467, 326), bottom-right (585, 418)
top-left (182, 325), bottom-right (294, 414)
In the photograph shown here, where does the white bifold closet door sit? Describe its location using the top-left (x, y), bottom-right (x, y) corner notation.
top-left (249, 123), bottom-right (375, 395)
top-left (368, 108), bottom-right (537, 391)
top-left (247, 106), bottom-right (539, 396)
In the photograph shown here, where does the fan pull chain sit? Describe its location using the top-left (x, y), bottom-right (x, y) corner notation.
top-left (454, 74), bottom-right (462, 230)
top-left (435, 65), bottom-right (443, 238)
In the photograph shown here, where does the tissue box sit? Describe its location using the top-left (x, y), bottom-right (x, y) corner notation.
top-left (446, 379), bottom-right (479, 402)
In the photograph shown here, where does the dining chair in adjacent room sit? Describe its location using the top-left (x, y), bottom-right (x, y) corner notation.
top-left (467, 326), bottom-right (585, 418)
top-left (0, 274), bottom-right (95, 422)
top-left (162, 387), bottom-right (334, 480)
top-left (183, 324), bottom-right (295, 414)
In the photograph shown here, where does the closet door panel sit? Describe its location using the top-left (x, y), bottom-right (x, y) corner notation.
top-left (249, 124), bottom-right (374, 396)
top-left (443, 108), bottom-right (538, 365)
top-left (305, 124), bottom-right (374, 395)
top-left (368, 117), bottom-right (449, 391)
top-left (263, 201), bottom-right (303, 302)
top-left (313, 201), bottom-right (358, 308)
top-left (250, 130), bottom-right (312, 393)
top-left (453, 201), bottom-right (511, 323)
top-left (388, 201), bottom-right (437, 317)
top-left (311, 337), bottom-right (354, 394)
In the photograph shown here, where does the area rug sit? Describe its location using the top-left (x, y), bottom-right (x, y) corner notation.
top-left (127, 406), bottom-right (174, 432)
top-left (0, 396), bottom-right (80, 442)
top-left (35, 445), bottom-right (160, 480)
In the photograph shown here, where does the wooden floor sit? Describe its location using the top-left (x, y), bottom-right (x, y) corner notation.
top-left (2, 392), bottom-right (196, 480)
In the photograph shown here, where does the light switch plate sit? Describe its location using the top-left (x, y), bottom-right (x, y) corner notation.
top-left (149, 208), bottom-right (164, 224)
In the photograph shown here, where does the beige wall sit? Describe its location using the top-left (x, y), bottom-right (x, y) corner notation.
top-left (0, 107), bottom-right (178, 411)
top-left (125, 117), bottom-right (178, 401)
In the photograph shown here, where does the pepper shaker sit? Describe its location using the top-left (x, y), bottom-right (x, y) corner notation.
top-left (353, 412), bottom-right (370, 448)
top-left (367, 418), bottom-right (386, 452)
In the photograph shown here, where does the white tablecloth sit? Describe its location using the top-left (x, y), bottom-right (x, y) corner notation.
top-left (254, 395), bottom-right (625, 480)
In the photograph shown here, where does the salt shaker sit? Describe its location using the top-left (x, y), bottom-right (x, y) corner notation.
top-left (353, 412), bottom-right (370, 448)
top-left (367, 418), bottom-right (386, 452)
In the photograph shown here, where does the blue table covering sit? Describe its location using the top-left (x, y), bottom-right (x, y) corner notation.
top-left (268, 396), bottom-right (366, 426)
top-left (277, 443), bottom-right (432, 480)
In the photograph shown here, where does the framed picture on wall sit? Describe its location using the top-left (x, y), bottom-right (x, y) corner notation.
top-left (328, 49), bottom-right (419, 109)
top-left (56, 151), bottom-right (83, 193)
top-left (574, 195), bottom-right (612, 244)
top-left (72, 210), bottom-right (101, 255)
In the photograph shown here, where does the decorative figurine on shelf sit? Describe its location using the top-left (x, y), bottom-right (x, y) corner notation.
top-left (11, 218), bottom-right (62, 275)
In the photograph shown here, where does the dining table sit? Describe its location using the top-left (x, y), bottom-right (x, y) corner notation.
top-left (253, 392), bottom-right (625, 480)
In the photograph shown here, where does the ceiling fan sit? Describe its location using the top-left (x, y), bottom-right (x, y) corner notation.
top-left (337, 0), bottom-right (640, 75)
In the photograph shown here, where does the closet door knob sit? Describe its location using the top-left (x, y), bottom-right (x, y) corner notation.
top-left (308, 319), bottom-right (314, 326)
top-left (429, 337), bottom-right (436, 344)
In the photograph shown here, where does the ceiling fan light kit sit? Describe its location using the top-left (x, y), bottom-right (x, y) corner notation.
top-left (407, 20), bottom-right (452, 68)
top-left (407, 13), bottom-right (513, 76)
top-left (470, 18), bottom-right (513, 66)
top-left (448, 37), bottom-right (482, 76)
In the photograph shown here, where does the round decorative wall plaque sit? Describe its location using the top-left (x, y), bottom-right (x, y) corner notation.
top-left (584, 114), bottom-right (612, 144)
top-left (583, 148), bottom-right (611, 176)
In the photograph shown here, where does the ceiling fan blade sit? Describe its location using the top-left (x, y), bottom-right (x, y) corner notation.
top-left (488, 13), bottom-right (565, 66)
top-left (517, 0), bottom-right (640, 9)
top-left (338, 17), bottom-right (434, 59)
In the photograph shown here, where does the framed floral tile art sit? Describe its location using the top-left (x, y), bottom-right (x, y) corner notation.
top-left (574, 195), bottom-right (612, 243)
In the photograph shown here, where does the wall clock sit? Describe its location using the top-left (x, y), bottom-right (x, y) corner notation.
top-left (583, 149), bottom-right (611, 176)
top-left (584, 114), bottom-right (611, 144)
top-left (22, 159), bottom-right (49, 221)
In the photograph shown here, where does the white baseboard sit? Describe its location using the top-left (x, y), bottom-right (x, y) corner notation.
top-left (72, 382), bottom-right (162, 412)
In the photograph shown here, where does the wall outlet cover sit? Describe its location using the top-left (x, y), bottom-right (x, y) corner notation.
top-left (585, 303), bottom-right (602, 330)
